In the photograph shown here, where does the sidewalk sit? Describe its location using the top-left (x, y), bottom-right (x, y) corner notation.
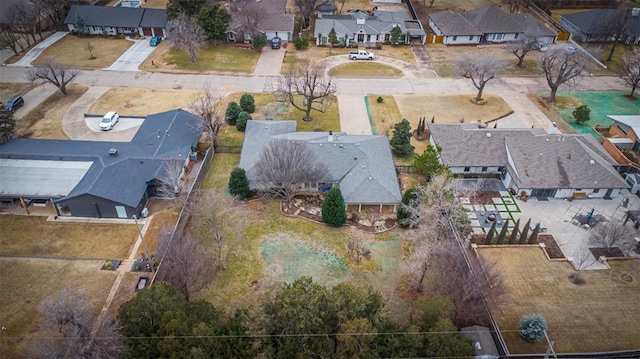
top-left (10, 32), bottom-right (68, 67)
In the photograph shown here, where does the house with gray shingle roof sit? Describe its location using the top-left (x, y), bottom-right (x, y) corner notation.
top-left (225, 0), bottom-right (295, 43)
top-left (560, 9), bottom-right (640, 44)
top-left (429, 5), bottom-right (556, 45)
top-left (64, 5), bottom-right (167, 38)
top-left (314, 10), bottom-right (426, 46)
top-left (429, 123), bottom-right (629, 199)
top-left (0, 109), bottom-right (202, 218)
top-left (239, 120), bottom-right (402, 211)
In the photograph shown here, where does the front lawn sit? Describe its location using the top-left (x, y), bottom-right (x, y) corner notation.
top-left (32, 34), bottom-right (133, 68)
top-left (87, 87), bottom-right (199, 116)
top-left (0, 83), bottom-right (32, 103)
top-left (142, 42), bottom-right (259, 73)
top-left (329, 62), bottom-right (403, 77)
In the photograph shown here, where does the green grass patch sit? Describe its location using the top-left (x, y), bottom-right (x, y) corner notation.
top-left (202, 153), bottom-right (240, 190)
top-left (366, 95), bottom-right (403, 136)
top-left (216, 124), bottom-right (245, 147)
top-left (164, 44), bottom-right (259, 73)
top-left (329, 62), bottom-right (403, 78)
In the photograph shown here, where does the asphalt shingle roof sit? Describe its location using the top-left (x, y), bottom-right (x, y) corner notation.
top-left (315, 10), bottom-right (425, 37)
top-left (461, 5), bottom-right (523, 34)
top-left (64, 5), bottom-right (167, 29)
top-left (429, 124), bottom-right (628, 190)
top-left (0, 109), bottom-right (201, 207)
top-left (240, 120), bottom-right (401, 205)
top-left (429, 10), bottom-right (483, 36)
top-left (561, 9), bottom-right (640, 37)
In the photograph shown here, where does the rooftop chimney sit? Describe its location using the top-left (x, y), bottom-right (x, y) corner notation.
top-left (328, 130), bottom-right (334, 142)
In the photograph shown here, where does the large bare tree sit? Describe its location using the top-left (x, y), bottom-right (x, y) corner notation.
top-left (166, 13), bottom-right (204, 64)
top-left (188, 85), bottom-right (225, 141)
top-left (589, 222), bottom-right (636, 256)
top-left (541, 48), bottom-right (590, 103)
top-left (506, 32), bottom-right (542, 68)
top-left (27, 59), bottom-right (79, 95)
top-left (156, 157), bottom-right (187, 200)
top-left (270, 60), bottom-right (337, 122)
top-left (569, 248), bottom-right (595, 284)
top-left (593, 9), bottom-right (631, 62)
top-left (456, 54), bottom-right (506, 102)
top-left (296, 0), bottom-right (316, 30)
top-left (620, 50), bottom-right (640, 97)
top-left (30, 288), bottom-right (123, 358)
top-left (253, 140), bottom-right (329, 205)
top-left (229, 0), bottom-right (263, 40)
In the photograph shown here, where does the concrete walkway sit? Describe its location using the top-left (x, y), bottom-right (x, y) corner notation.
top-left (338, 94), bottom-right (372, 135)
top-left (9, 32), bottom-right (68, 67)
top-left (105, 37), bottom-right (158, 72)
top-left (253, 46), bottom-right (286, 77)
top-left (12, 84), bottom-right (58, 120)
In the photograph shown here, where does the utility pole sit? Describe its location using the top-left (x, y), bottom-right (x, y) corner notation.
top-left (543, 330), bottom-right (558, 359)
top-left (132, 215), bottom-right (154, 275)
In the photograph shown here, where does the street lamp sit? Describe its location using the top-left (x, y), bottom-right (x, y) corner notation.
top-left (132, 215), bottom-right (154, 275)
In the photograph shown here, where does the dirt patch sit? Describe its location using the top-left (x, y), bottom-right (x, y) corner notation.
top-left (539, 235), bottom-right (564, 259)
top-left (590, 247), bottom-right (625, 259)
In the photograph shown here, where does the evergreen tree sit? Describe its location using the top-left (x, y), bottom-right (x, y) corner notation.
top-left (519, 218), bottom-right (531, 244)
top-left (397, 187), bottom-right (419, 228)
top-left (519, 315), bottom-right (547, 343)
top-left (485, 220), bottom-right (497, 245)
top-left (239, 93), bottom-right (255, 113)
top-left (0, 109), bottom-right (16, 143)
top-left (196, 4), bottom-right (230, 43)
top-left (390, 118), bottom-right (414, 157)
top-left (328, 27), bottom-right (338, 47)
top-left (225, 101), bottom-right (241, 125)
top-left (413, 145), bottom-right (447, 180)
top-left (509, 218), bottom-right (520, 244)
top-left (528, 223), bottom-right (540, 244)
top-left (228, 167), bottom-right (251, 200)
top-left (573, 104), bottom-right (591, 124)
top-left (236, 111), bottom-right (251, 131)
top-left (322, 187), bottom-right (347, 226)
top-left (496, 219), bottom-right (509, 245)
top-left (431, 116), bottom-right (435, 124)
top-left (252, 34), bottom-right (267, 51)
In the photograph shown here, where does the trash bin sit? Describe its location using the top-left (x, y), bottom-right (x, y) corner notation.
top-left (189, 152), bottom-right (198, 161)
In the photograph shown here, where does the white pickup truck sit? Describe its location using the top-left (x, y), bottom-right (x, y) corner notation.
top-left (348, 50), bottom-right (375, 60)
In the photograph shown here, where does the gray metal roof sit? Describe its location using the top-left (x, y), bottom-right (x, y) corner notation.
top-left (461, 5), bottom-right (523, 34)
top-left (240, 120), bottom-right (401, 205)
top-left (429, 124), bottom-right (628, 190)
top-left (315, 10), bottom-right (425, 37)
top-left (429, 10), bottom-right (483, 36)
top-left (0, 159), bottom-right (92, 197)
top-left (64, 5), bottom-right (167, 29)
top-left (0, 109), bottom-right (201, 207)
top-left (561, 9), bottom-right (640, 37)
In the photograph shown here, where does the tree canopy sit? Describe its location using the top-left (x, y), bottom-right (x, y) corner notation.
top-left (197, 4), bottom-right (230, 43)
top-left (390, 119), bottom-right (414, 156)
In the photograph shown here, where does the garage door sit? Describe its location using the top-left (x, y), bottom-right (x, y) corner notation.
top-left (153, 28), bottom-right (165, 37)
top-left (143, 27), bottom-right (152, 36)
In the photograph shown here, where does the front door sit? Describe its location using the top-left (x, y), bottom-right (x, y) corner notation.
top-left (358, 33), bottom-right (364, 42)
top-left (605, 189), bottom-right (614, 198)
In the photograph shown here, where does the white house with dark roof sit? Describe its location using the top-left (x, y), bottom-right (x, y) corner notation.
top-left (239, 120), bottom-right (402, 211)
top-left (64, 5), bottom-right (167, 38)
top-left (429, 123), bottom-right (629, 199)
top-left (225, 0), bottom-right (295, 42)
top-left (429, 5), bottom-right (556, 45)
top-left (315, 10), bottom-right (426, 46)
top-left (561, 9), bottom-right (640, 44)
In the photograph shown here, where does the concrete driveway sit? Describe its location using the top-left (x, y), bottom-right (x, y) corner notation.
top-left (338, 94), bottom-right (372, 135)
top-left (11, 84), bottom-right (58, 120)
top-left (105, 37), bottom-right (159, 72)
top-left (253, 46), bottom-right (286, 76)
top-left (9, 32), bottom-right (68, 67)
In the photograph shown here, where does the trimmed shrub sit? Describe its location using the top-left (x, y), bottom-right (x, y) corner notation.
top-left (252, 34), bottom-right (267, 50)
top-left (322, 187), bottom-right (347, 226)
top-left (519, 315), bottom-right (547, 343)
top-left (225, 102), bottom-right (241, 125)
top-left (236, 111), bottom-right (251, 132)
top-left (228, 167), bottom-right (251, 200)
top-left (294, 37), bottom-right (309, 50)
top-left (573, 104), bottom-right (591, 124)
top-left (397, 187), bottom-right (419, 228)
top-left (377, 96), bottom-right (384, 103)
top-left (239, 93), bottom-right (255, 113)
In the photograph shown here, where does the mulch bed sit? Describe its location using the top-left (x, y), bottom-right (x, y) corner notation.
top-left (472, 234), bottom-right (565, 259)
top-left (471, 191), bottom-right (501, 205)
top-left (589, 247), bottom-right (625, 259)
top-left (412, 129), bottom-right (429, 142)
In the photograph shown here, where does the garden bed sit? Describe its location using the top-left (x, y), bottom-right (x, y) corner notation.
top-left (590, 247), bottom-right (625, 259)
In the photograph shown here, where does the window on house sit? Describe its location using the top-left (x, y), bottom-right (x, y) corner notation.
top-left (453, 36), bottom-right (457, 41)
top-left (464, 167), bottom-right (470, 172)
top-left (481, 167), bottom-right (488, 172)
top-left (498, 166), bottom-right (505, 172)
top-left (56, 204), bottom-right (71, 216)
top-left (514, 33), bottom-right (519, 39)
top-left (593, 188), bottom-right (600, 193)
top-left (495, 33), bottom-right (504, 40)
top-left (469, 35), bottom-right (473, 40)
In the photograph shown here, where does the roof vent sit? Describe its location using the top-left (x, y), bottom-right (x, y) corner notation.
top-left (590, 159), bottom-right (595, 165)
top-left (328, 130), bottom-right (334, 142)
top-left (109, 148), bottom-right (118, 156)
top-left (486, 132), bottom-right (491, 138)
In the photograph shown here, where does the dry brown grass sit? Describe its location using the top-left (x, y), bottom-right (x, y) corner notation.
top-left (137, 207), bottom-right (180, 257)
top-left (32, 34), bottom-right (133, 68)
top-left (0, 215), bottom-right (138, 258)
top-left (526, 93), bottom-right (578, 135)
top-left (88, 87), bottom-right (199, 115)
top-left (285, 43), bottom-right (417, 65)
top-left (329, 62), bottom-right (403, 77)
top-left (0, 83), bottom-right (33, 103)
top-left (18, 85), bottom-right (88, 139)
top-left (479, 247), bottom-right (640, 354)
top-left (143, 0), bottom-right (167, 8)
top-left (395, 94), bottom-right (512, 126)
top-left (0, 258), bottom-right (117, 359)
top-left (106, 272), bottom-right (148, 316)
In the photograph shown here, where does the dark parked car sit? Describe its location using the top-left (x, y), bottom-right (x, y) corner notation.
top-left (271, 37), bottom-right (281, 49)
top-left (4, 95), bottom-right (24, 112)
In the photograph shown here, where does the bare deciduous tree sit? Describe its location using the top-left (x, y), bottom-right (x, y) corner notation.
top-left (86, 41), bottom-right (95, 60)
top-left (188, 85), bottom-right (225, 141)
top-left (456, 54), bottom-right (506, 102)
top-left (569, 248), bottom-right (595, 284)
top-left (156, 157), bottom-right (186, 199)
top-left (0, 28), bottom-right (25, 56)
top-left (508, 0), bottom-right (520, 13)
top-left (253, 140), bottom-right (329, 205)
top-left (31, 288), bottom-right (123, 358)
top-left (185, 188), bottom-right (247, 273)
top-left (507, 33), bottom-right (541, 68)
top-left (589, 222), bottom-right (636, 256)
top-left (620, 50), bottom-right (640, 97)
top-left (541, 48), bottom-right (590, 103)
top-left (230, 0), bottom-right (263, 40)
top-left (157, 230), bottom-right (215, 301)
top-left (347, 232), bottom-right (372, 264)
top-left (270, 60), bottom-right (337, 122)
top-left (295, 0), bottom-right (316, 30)
top-left (27, 59), bottom-right (79, 95)
top-left (167, 13), bottom-right (204, 64)
top-left (593, 9), bottom-right (631, 62)
top-left (428, 240), bottom-right (507, 327)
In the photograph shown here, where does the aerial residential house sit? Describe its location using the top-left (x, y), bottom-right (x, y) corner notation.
top-left (239, 120), bottom-right (402, 212)
top-left (560, 8), bottom-right (640, 44)
top-left (225, 0), bottom-right (295, 43)
top-left (0, 110), bottom-right (202, 218)
top-left (601, 115), bottom-right (640, 169)
top-left (315, 10), bottom-right (426, 46)
top-left (429, 123), bottom-right (629, 199)
top-left (64, 5), bottom-right (167, 38)
top-left (316, 0), bottom-right (338, 18)
top-left (428, 5), bottom-right (557, 45)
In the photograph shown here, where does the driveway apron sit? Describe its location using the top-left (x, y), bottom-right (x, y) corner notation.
top-left (338, 94), bottom-right (372, 135)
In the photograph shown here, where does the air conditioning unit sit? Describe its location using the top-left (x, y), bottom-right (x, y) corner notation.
top-left (141, 207), bottom-right (149, 218)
